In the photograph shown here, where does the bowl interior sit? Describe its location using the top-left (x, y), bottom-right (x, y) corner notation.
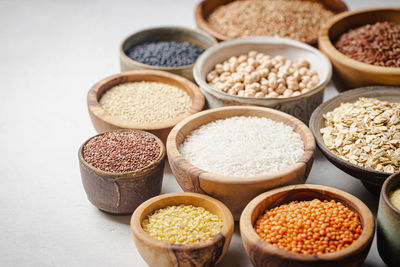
top-left (194, 37), bottom-right (331, 102)
top-left (382, 172), bottom-right (400, 214)
top-left (89, 70), bottom-right (204, 130)
top-left (310, 86), bottom-right (400, 184)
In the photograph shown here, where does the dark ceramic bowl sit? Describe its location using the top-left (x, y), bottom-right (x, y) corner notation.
top-left (377, 172), bottom-right (400, 266)
top-left (78, 129), bottom-right (166, 214)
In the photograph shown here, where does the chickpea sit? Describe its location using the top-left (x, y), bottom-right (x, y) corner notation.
top-left (215, 63), bottom-right (224, 73)
top-left (227, 88), bottom-right (237, 95)
top-left (283, 89), bottom-right (293, 97)
top-left (228, 56), bottom-right (238, 63)
top-left (287, 81), bottom-right (299, 90)
top-left (206, 70), bottom-right (218, 82)
top-left (296, 58), bottom-right (309, 68)
top-left (260, 85), bottom-right (268, 93)
top-left (248, 50), bottom-right (258, 58)
top-left (238, 55), bottom-right (247, 63)
top-left (260, 78), bottom-right (268, 86)
top-left (298, 67), bottom-right (308, 76)
top-left (268, 79), bottom-right (278, 89)
top-left (276, 83), bottom-right (286, 94)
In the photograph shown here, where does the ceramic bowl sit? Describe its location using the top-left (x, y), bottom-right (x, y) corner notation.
top-left (87, 70), bottom-right (205, 144)
top-left (377, 171), bottom-right (400, 266)
top-left (130, 192), bottom-right (234, 267)
top-left (195, 0), bottom-right (347, 45)
top-left (78, 129), bottom-right (166, 214)
top-left (309, 86), bottom-right (400, 194)
top-left (319, 8), bottom-right (400, 91)
top-left (166, 106), bottom-right (315, 220)
top-left (193, 36), bottom-right (332, 123)
top-left (120, 26), bottom-right (217, 81)
top-left (240, 184), bottom-right (375, 267)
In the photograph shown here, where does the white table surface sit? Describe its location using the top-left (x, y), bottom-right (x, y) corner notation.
top-left (1, 0), bottom-right (399, 266)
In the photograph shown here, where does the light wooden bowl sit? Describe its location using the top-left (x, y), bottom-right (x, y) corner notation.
top-left (319, 8), bottom-right (400, 91)
top-left (309, 86), bottom-right (400, 194)
top-left (166, 106), bottom-right (315, 220)
top-left (377, 171), bottom-right (400, 266)
top-left (240, 184), bottom-right (375, 267)
top-left (130, 192), bottom-right (234, 267)
top-left (120, 26), bottom-right (217, 81)
top-left (195, 0), bottom-right (347, 45)
top-left (78, 129), bottom-right (166, 214)
top-left (87, 70), bottom-right (205, 144)
top-left (193, 36), bottom-right (332, 124)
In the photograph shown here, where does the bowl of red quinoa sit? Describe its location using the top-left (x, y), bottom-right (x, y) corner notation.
top-left (195, 0), bottom-right (347, 45)
top-left (240, 184), bottom-right (375, 267)
top-left (87, 70), bottom-right (205, 144)
top-left (319, 8), bottom-right (400, 91)
top-left (78, 129), bottom-right (166, 214)
top-left (166, 105), bottom-right (316, 220)
top-left (120, 26), bottom-right (217, 81)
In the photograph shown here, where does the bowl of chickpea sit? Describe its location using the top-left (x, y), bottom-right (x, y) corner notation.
top-left (193, 36), bottom-right (332, 123)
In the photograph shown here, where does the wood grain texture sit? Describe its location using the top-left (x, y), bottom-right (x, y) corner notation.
top-left (240, 184), bottom-right (375, 267)
top-left (130, 192), bottom-right (234, 267)
top-left (195, 0), bottom-right (348, 45)
top-left (377, 172), bottom-right (400, 266)
top-left (166, 106), bottom-right (316, 220)
top-left (78, 129), bottom-right (166, 214)
top-left (318, 8), bottom-right (400, 91)
top-left (309, 86), bottom-right (400, 194)
top-left (120, 26), bottom-right (217, 82)
top-left (87, 70), bottom-right (205, 144)
top-left (192, 36), bottom-right (332, 124)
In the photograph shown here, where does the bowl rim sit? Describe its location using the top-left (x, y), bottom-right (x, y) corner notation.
top-left (166, 105), bottom-right (316, 185)
top-left (78, 129), bottom-right (166, 178)
top-left (194, 0), bottom-right (348, 44)
top-left (381, 172), bottom-right (400, 215)
top-left (240, 184), bottom-right (375, 262)
top-left (87, 69), bottom-right (205, 130)
top-left (319, 7), bottom-right (400, 74)
top-left (309, 86), bottom-right (400, 179)
top-left (193, 36), bottom-right (332, 103)
top-left (130, 192), bottom-right (234, 251)
top-left (120, 25), bottom-right (218, 71)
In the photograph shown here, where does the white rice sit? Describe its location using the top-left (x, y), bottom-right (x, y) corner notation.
top-left (178, 116), bottom-right (304, 177)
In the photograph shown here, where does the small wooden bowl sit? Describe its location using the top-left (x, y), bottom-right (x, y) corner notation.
top-left (87, 70), bottom-right (205, 144)
top-left (120, 26), bottom-right (217, 81)
top-left (78, 129), bottom-right (166, 214)
top-left (377, 172), bottom-right (400, 266)
top-left (167, 106), bottom-right (315, 220)
top-left (195, 0), bottom-right (347, 45)
top-left (130, 192), bottom-right (234, 267)
top-left (319, 8), bottom-right (400, 91)
top-left (240, 184), bottom-right (375, 267)
top-left (193, 36), bottom-right (332, 124)
top-left (309, 86), bottom-right (400, 194)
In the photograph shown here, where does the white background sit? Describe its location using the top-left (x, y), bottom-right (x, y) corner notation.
top-left (1, 0), bottom-right (399, 266)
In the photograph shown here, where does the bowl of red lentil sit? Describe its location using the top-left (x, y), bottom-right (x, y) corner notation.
top-left (130, 192), bottom-right (234, 267)
top-left (240, 184), bottom-right (375, 267)
top-left (78, 129), bottom-right (166, 214)
top-left (193, 36), bottom-right (332, 123)
top-left (195, 0), bottom-right (347, 45)
top-left (120, 26), bottom-right (217, 81)
top-left (87, 70), bottom-right (205, 144)
top-left (319, 8), bottom-right (400, 91)
top-left (167, 106), bottom-right (315, 220)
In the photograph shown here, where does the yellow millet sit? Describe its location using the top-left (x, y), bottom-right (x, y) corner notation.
top-left (141, 204), bottom-right (223, 244)
top-left (389, 187), bottom-right (400, 210)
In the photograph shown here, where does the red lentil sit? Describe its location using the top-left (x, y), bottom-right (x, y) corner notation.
top-left (83, 131), bottom-right (160, 173)
top-left (254, 199), bottom-right (362, 255)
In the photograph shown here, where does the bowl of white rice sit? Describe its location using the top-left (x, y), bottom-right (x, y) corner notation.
top-left (166, 105), bottom-right (315, 220)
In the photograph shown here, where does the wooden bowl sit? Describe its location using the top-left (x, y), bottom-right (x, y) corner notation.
top-left (87, 70), bottom-right (205, 144)
top-left (130, 192), bottom-right (234, 267)
top-left (195, 0), bottom-right (347, 45)
top-left (319, 8), bottom-right (400, 91)
top-left (240, 184), bottom-right (375, 267)
top-left (120, 26), bottom-right (217, 81)
top-left (309, 86), bottom-right (400, 194)
top-left (166, 106), bottom-right (315, 220)
top-left (193, 36), bottom-right (332, 124)
top-left (78, 129), bottom-right (166, 214)
top-left (377, 171), bottom-right (400, 266)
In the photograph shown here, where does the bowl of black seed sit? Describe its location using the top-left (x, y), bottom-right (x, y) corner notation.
top-left (78, 129), bottom-right (166, 215)
top-left (120, 26), bottom-right (217, 81)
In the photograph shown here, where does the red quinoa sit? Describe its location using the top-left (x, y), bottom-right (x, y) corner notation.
top-left (83, 131), bottom-right (160, 173)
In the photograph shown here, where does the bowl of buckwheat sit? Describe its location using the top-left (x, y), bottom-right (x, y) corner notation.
top-left (310, 86), bottom-right (400, 194)
top-left (193, 36), bottom-right (332, 123)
